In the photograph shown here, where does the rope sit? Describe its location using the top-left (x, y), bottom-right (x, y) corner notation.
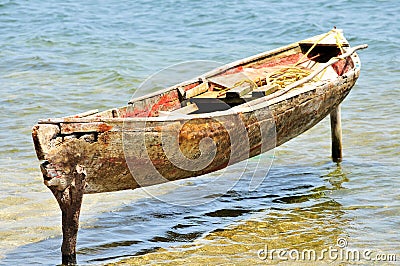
top-left (219, 29), bottom-right (345, 97)
top-left (263, 29), bottom-right (345, 91)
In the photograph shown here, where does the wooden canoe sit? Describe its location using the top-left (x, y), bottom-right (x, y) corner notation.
top-left (32, 29), bottom-right (366, 194)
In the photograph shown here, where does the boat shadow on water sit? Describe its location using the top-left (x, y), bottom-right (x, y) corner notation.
top-left (1, 162), bottom-right (351, 265)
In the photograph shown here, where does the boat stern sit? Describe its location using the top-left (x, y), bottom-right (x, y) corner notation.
top-left (32, 123), bottom-right (72, 190)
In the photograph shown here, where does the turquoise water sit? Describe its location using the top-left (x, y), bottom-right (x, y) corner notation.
top-left (1, 0), bottom-right (399, 265)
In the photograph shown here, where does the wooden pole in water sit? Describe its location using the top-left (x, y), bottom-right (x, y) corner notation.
top-left (330, 105), bottom-right (343, 162)
top-left (46, 166), bottom-right (86, 265)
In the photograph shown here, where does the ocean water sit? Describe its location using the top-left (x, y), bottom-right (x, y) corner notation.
top-left (1, 0), bottom-right (399, 265)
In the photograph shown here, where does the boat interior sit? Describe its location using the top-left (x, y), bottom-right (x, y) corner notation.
top-left (75, 34), bottom-right (354, 120)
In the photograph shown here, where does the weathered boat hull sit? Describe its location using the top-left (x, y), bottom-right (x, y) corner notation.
top-left (33, 60), bottom-right (360, 193)
top-left (32, 29), bottom-right (364, 194)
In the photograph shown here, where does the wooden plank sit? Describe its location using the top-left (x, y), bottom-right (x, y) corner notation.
top-left (60, 122), bottom-right (116, 134)
top-left (252, 84), bottom-right (280, 97)
top-left (209, 69), bottom-right (265, 98)
top-left (208, 72), bottom-right (249, 88)
top-left (185, 82), bottom-right (209, 98)
top-left (226, 82), bottom-right (254, 98)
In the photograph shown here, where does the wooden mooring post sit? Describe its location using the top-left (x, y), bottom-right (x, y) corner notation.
top-left (45, 165), bottom-right (86, 265)
top-left (330, 105), bottom-right (343, 163)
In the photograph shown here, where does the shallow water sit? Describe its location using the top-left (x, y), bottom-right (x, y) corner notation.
top-left (1, 0), bottom-right (399, 265)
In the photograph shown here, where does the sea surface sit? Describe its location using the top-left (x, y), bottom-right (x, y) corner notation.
top-left (1, 0), bottom-right (399, 265)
